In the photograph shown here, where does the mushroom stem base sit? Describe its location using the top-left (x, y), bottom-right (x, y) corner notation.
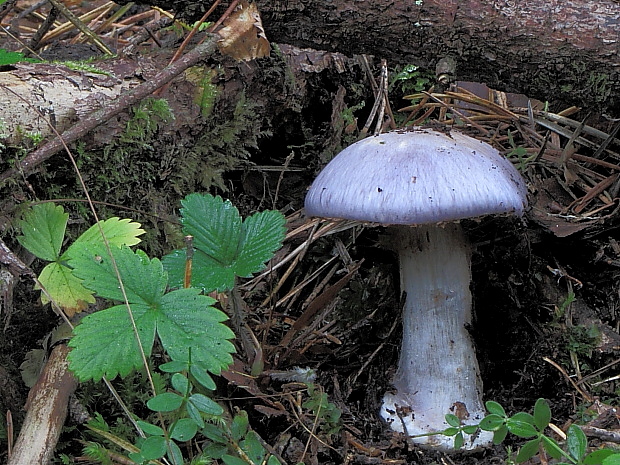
top-left (380, 224), bottom-right (492, 450)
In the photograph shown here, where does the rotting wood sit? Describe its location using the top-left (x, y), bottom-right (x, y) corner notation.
top-left (255, 0), bottom-right (620, 113)
top-left (0, 36), bottom-right (219, 184)
top-left (8, 344), bottom-right (77, 465)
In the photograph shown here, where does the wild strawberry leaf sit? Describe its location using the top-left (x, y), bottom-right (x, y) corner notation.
top-left (68, 303), bottom-right (156, 381)
top-left (17, 203), bottom-right (68, 262)
top-left (67, 244), bottom-right (235, 381)
top-left (156, 288), bottom-right (235, 370)
top-left (37, 262), bottom-right (95, 315)
top-left (162, 193), bottom-right (285, 292)
top-left (235, 209), bottom-right (288, 277)
top-left (66, 217), bottom-right (145, 253)
top-left (17, 203), bottom-right (145, 314)
top-left (68, 244), bottom-right (166, 305)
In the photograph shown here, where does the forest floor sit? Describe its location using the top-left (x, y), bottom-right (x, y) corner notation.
top-left (1, 2), bottom-right (620, 465)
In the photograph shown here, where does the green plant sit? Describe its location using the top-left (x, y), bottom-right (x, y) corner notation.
top-left (185, 66), bottom-right (219, 117)
top-left (17, 202), bottom-right (145, 315)
top-left (564, 325), bottom-right (600, 358)
top-left (303, 383), bottom-right (342, 437)
top-left (67, 243), bottom-right (236, 381)
top-left (161, 193), bottom-right (285, 292)
top-left (18, 193), bottom-right (287, 464)
top-left (506, 130), bottom-right (536, 170)
top-left (555, 291), bottom-right (577, 319)
top-left (201, 410), bottom-right (281, 465)
top-left (441, 413), bottom-right (481, 450)
top-left (340, 101), bottom-right (365, 129)
top-left (439, 399), bottom-right (620, 464)
top-left (390, 64), bottom-right (432, 95)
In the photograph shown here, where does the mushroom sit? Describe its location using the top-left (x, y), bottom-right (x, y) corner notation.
top-left (304, 128), bottom-right (527, 450)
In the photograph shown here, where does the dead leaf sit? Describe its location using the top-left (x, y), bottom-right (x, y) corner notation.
top-left (217, 1), bottom-right (270, 61)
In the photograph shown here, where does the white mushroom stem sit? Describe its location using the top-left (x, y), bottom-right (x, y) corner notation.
top-left (380, 223), bottom-right (492, 450)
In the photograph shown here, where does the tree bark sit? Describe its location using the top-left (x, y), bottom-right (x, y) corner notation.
top-left (254, 0), bottom-right (620, 114)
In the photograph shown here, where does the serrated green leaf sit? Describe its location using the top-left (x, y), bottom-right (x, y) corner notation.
top-left (148, 392), bottom-right (184, 412)
top-left (67, 304), bottom-right (156, 381)
top-left (163, 248), bottom-right (234, 292)
top-left (485, 401), bottom-right (507, 417)
top-left (533, 398), bottom-right (551, 431)
top-left (19, 208), bottom-right (146, 315)
top-left (163, 193), bottom-right (285, 292)
top-left (168, 194), bottom-right (242, 292)
top-left (234, 209), bottom-right (286, 277)
top-left (170, 418), bottom-right (198, 441)
top-left (17, 203), bottom-right (68, 261)
top-left (566, 424), bottom-right (587, 460)
top-left (69, 243), bottom-right (166, 305)
top-left (183, 193), bottom-right (243, 262)
top-left (37, 261), bottom-right (95, 314)
top-left (68, 245), bottom-right (234, 383)
top-left (156, 288), bottom-right (235, 372)
top-left (516, 438), bottom-right (541, 463)
top-left (69, 217), bottom-right (144, 250)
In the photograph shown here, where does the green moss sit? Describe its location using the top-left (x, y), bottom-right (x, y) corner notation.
top-left (185, 66), bottom-right (219, 117)
top-left (55, 60), bottom-right (110, 76)
top-left (564, 324), bottom-right (600, 358)
top-left (119, 97), bottom-right (174, 145)
top-left (169, 89), bottom-right (271, 192)
top-left (585, 72), bottom-right (611, 103)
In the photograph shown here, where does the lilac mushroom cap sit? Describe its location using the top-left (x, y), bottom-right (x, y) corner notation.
top-left (304, 128), bottom-right (527, 450)
top-left (305, 129), bottom-right (526, 224)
